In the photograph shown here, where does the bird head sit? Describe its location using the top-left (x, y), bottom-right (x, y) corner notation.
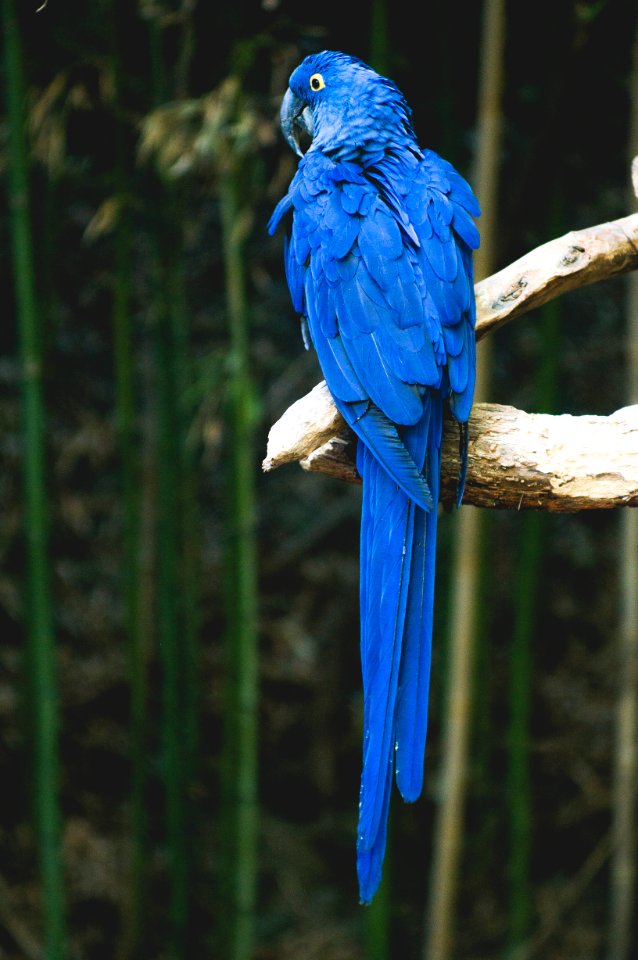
top-left (279, 51), bottom-right (416, 162)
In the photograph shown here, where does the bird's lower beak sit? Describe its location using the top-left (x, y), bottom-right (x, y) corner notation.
top-left (280, 88), bottom-right (314, 157)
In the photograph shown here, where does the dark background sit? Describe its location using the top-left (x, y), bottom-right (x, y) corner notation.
top-left (1, 1), bottom-right (637, 958)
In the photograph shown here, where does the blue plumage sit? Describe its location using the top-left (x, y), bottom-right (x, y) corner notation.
top-left (269, 50), bottom-right (480, 903)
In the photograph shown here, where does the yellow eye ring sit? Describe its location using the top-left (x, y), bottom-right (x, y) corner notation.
top-left (309, 73), bottom-right (325, 92)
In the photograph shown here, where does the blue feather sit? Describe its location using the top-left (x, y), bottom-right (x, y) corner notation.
top-left (340, 332), bottom-right (424, 425)
top-left (335, 276), bottom-right (381, 336)
top-left (442, 318), bottom-right (467, 358)
top-left (357, 449), bottom-right (415, 848)
top-left (270, 50), bottom-right (480, 904)
top-left (395, 399), bottom-right (441, 800)
top-left (338, 400), bottom-right (433, 511)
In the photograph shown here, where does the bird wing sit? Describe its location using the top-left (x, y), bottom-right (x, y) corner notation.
top-left (269, 147), bottom-right (478, 482)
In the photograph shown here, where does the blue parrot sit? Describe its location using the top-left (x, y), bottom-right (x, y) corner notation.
top-left (268, 51), bottom-right (480, 904)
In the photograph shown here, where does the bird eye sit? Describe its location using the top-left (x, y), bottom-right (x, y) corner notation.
top-left (309, 73), bottom-right (325, 92)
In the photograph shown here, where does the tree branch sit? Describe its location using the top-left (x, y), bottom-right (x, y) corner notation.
top-left (263, 213), bottom-right (638, 511)
top-left (474, 212), bottom-right (638, 340)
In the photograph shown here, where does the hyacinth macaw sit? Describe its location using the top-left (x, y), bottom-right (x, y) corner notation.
top-left (268, 51), bottom-right (480, 904)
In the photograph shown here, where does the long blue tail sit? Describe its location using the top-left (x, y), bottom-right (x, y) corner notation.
top-left (355, 396), bottom-right (442, 904)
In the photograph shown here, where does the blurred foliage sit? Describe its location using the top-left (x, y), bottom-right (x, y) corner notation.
top-left (1, 1), bottom-right (638, 959)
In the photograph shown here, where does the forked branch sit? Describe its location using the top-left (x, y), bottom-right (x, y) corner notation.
top-left (263, 212), bottom-right (638, 511)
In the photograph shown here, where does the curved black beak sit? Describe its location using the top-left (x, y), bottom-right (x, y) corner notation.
top-left (280, 88), bottom-right (314, 157)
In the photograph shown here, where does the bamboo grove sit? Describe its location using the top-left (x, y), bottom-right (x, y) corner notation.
top-left (1, 2), bottom-right (637, 960)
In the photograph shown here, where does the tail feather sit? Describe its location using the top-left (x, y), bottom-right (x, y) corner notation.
top-left (395, 401), bottom-right (442, 800)
top-left (341, 399), bottom-right (434, 511)
top-left (355, 396), bottom-right (442, 902)
top-left (356, 752), bottom-right (393, 904)
top-left (356, 446), bottom-right (414, 849)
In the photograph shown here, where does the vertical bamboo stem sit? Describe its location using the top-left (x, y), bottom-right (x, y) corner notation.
top-left (507, 215), bottom-right (560, 956)
top-left (364, 848), bottom-right (391, 960)
top-left (506, 518), bottom-right (537, 952)
top-left (108, 11), bottom-right (151, 957)
top-left (609, 24), bottom-right (638, 958)
top-left (219, 170), bottom-right (259, 960)
top-left (113, 200), bottom-right (151, 960)
top-left (169, 240), bottom-right (202, 803)
top-left (146, 18), bottom-right (198, 955)
top-left (611, 506), bottom-right (638, 960)
top-left (155, 254), bottom-right (190, 954)
top-left (156, 218), bottom-right (200, 960)
top-left (506, 513), bottom-right (537, 949)
top-left (1, 2), bottom-right (65, 956)
top-left (424, 2), bottom-right (505, 957)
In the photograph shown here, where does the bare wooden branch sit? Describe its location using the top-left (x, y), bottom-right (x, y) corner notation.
top-left (264, 392), bottom-right (638, 511)
top-left (263, 211), bottom-right (638, 511)
top-left (262, 380), bottom-right (343, 473)
top-left (475, 212), bottom-right (638, 340)
top-left (445, 403), bottom-right (638, 510)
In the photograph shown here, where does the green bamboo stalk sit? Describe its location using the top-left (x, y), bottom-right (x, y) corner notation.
top-left (219, 155), bottom-right (259, 960)
top-left (155, 254), bottom-right (190, 956)
top-left (148, 117), bottom-right (190, 960)
top-left (424, 2), bottom-right (505, 957)
top-left (1, 1), bottom-right (65, 957)
top-left (170, 257), bottom-right (202, 803)
top-left (155, 210), bottom-right (201, 960)
top-left (364, 841), bottom-right (391, 960)
top-left (106, 12), bottom-right (152, 958)
top-left (172, 0), bottom-right (203, 799)
top-left (147, 17), bottom-right (199, 955)
top-left (113, 199), bottom-right (145, 856)
top-left (113, 162), bottom-right (151, 960)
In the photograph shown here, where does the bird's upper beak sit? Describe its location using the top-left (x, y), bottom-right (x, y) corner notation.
top-left (280, 88), bottom-right (314, 157)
